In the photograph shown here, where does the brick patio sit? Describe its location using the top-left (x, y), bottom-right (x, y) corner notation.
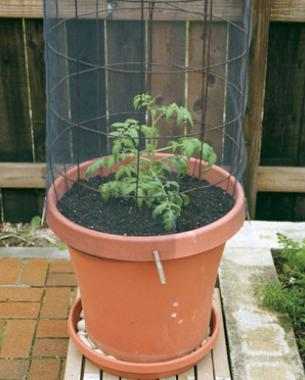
top-left (0, 258), bottom-right (77, 380)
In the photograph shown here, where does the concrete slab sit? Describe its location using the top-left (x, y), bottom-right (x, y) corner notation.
top-left (0, 247), bottom-right (69, 260)
top-left (227, 221), bottom-right (305, 249)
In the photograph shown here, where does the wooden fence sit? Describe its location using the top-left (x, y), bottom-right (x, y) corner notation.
top-left (0, 1), bottom-right (304, 222)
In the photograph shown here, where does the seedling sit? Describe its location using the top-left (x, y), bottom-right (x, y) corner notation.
top-left (86, 94), bottom-right (217, 231)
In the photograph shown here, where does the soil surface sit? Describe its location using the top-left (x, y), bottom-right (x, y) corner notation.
top-left (58, 175), bottom-right (235, 236)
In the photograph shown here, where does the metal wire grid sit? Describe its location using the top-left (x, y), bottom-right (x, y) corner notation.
top-left (45, 0), bottom-right (250, 205)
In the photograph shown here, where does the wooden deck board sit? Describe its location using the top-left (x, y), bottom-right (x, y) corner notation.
top-left (212, 289), bottom-right (231, 379)
top-left (196, 353), bottom-right (214, 380)
top-left (102, 372), bottom-right (117, 380)
top-left (64, 339), bottom-right (83, 380)
top-left (177, 367), bottom-right (196, 380)
top-left (83, 360), bottom-right (101, 380)
top-left (64, 289), bottom-right (230, 380)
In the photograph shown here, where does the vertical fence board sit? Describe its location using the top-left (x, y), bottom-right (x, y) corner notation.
top-left (0, 19), bottom-right (32, 161)
top-left (188, 21), bottom-right (227, 160)
top-left (25, 19), bottom-right (45, 162)
top-left (257, 23), bottom-right (305, 221)
top-left (294, 199), bottom-right (305, 224)
top-left (47, 18), bottom-right (75, 176)
top-left (25, 19), bottom-right (46, 217)
top-left (0, 18), bottom-right (39, 222)
top-left (293, 25), bottom-right (305, 221)
top-left (294, 197), bottom-right (305, 222)
top-left (107, 20), bottom-right (144, 134)
top-left (2, 189), bottom-right (42, 222)
top-left (224, 20), bottom-right (247, 179)
top-left (261, 24), bottom-right (305, 165)
top-left (243, 0), bottom-right (271, 218)
top-left (67, 19), bottom-right (106, 163)
top-left (150, 21), bottom-right (186, 144)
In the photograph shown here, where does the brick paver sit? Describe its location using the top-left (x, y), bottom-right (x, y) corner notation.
top-left (40, 288), bottom-right (71, 318)
top-left (0, 257), bottom-right (77, 380)
top-left (0, 288), bottom-right (43, 302)
top-left (0, 259), bottom-right (21, 285)
top-left (28, 359), bottom-right (61, 380)
top-left (49, 261), bottom-right (73, 273)
top-left (20, 259), bottom-right (49, 286)
top-left (36, 320), bottom-right (68, 338)
top-left (0, 303), bottom-right (40, 319)
top-left (32, 338), bottom-right (69, 358)
top-left (0, 359), bottom-right (29, 379)
top-left (46, 273), bottom-right (77, 287)
top-left (0, 320), bottom-right (36, 358)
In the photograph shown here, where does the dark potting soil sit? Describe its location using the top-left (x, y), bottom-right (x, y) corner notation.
top-left (58, 175), bottom-right (235, 236)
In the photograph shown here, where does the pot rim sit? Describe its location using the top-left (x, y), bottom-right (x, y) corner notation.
top-left (47, 155), bottom-right (245, 261)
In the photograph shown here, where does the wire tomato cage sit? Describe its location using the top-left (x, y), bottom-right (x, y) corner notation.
top-left (45, 0), bottom-right (251, 234)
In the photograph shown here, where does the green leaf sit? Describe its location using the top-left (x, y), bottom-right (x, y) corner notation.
top-left (181, 193), bottom-right (190, 206)
top-left (57, 241), bottom-right (67, 251)
top-left (164, 181), bottom-right (179, 191)
top-left (118, 153), bottom-right (128, 162)
top-left (201, 143), bottom-right (212, 162)
top-left (207, 151), bottom-right (217, 167)
top-left (136, 187), bottom-right (144, 207)
top-left (141, 125), bottom-right (158, 138)
top-left (85, 158), bottom-right (105, 177)
top-left (30, 216), bottom-right (41, 230)
top-left (133, 95), bottom-right (142, 110)
top-left (161, 162), bottom-right (172, 173)
top-left (127, 127), bottom-right (139, 139)
top-left (111, 122), bottom-right (126, 129)
top-left (170, 156), bottom-right (188, 176)
top-left (152, 203), bottom-right (168, 219)
top-left (162, 209), bottom-right (177, 231)
top-left (115, 165), bottom-right (131, 180)
top-left (181, 139), bottom-right (196, 158)
top-left (99, 184), bottom-right (110, 201)
top-left (112, 141), bottom-right (121, 158)
top-left (126, 119), bottom-right (139, 125)
top-left (109, 131), bottom-right (120, 137)
top-left (295, 250), bottom-right (305, 270)
top-left (169, 141), bottom-right (179, 153)
top-left (177, 108), bottom-right (185, 125)
top-left (187, 111), bottom-right (194, 127)
top-left (122, 138), bottom-right (135, 149)
top-left (106, 156), bottom-right (116, 171)
top-left (121, 182), bottom-right (137, 197)
top-left (133, 94), bottom-right (153, 110)
top-left (165, 107), bottom-right (174, 120)
top-left (170, 102), bottom-right (178, 110)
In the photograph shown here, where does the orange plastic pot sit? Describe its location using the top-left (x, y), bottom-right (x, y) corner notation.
top-left (47, 155), bottom-right (244, 373)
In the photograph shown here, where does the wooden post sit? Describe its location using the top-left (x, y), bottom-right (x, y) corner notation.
top-left (244, 0), bottom-right (271, 218)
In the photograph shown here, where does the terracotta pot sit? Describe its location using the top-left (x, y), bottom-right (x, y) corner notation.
top-left (47, 155), bottom-right (244, 370)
